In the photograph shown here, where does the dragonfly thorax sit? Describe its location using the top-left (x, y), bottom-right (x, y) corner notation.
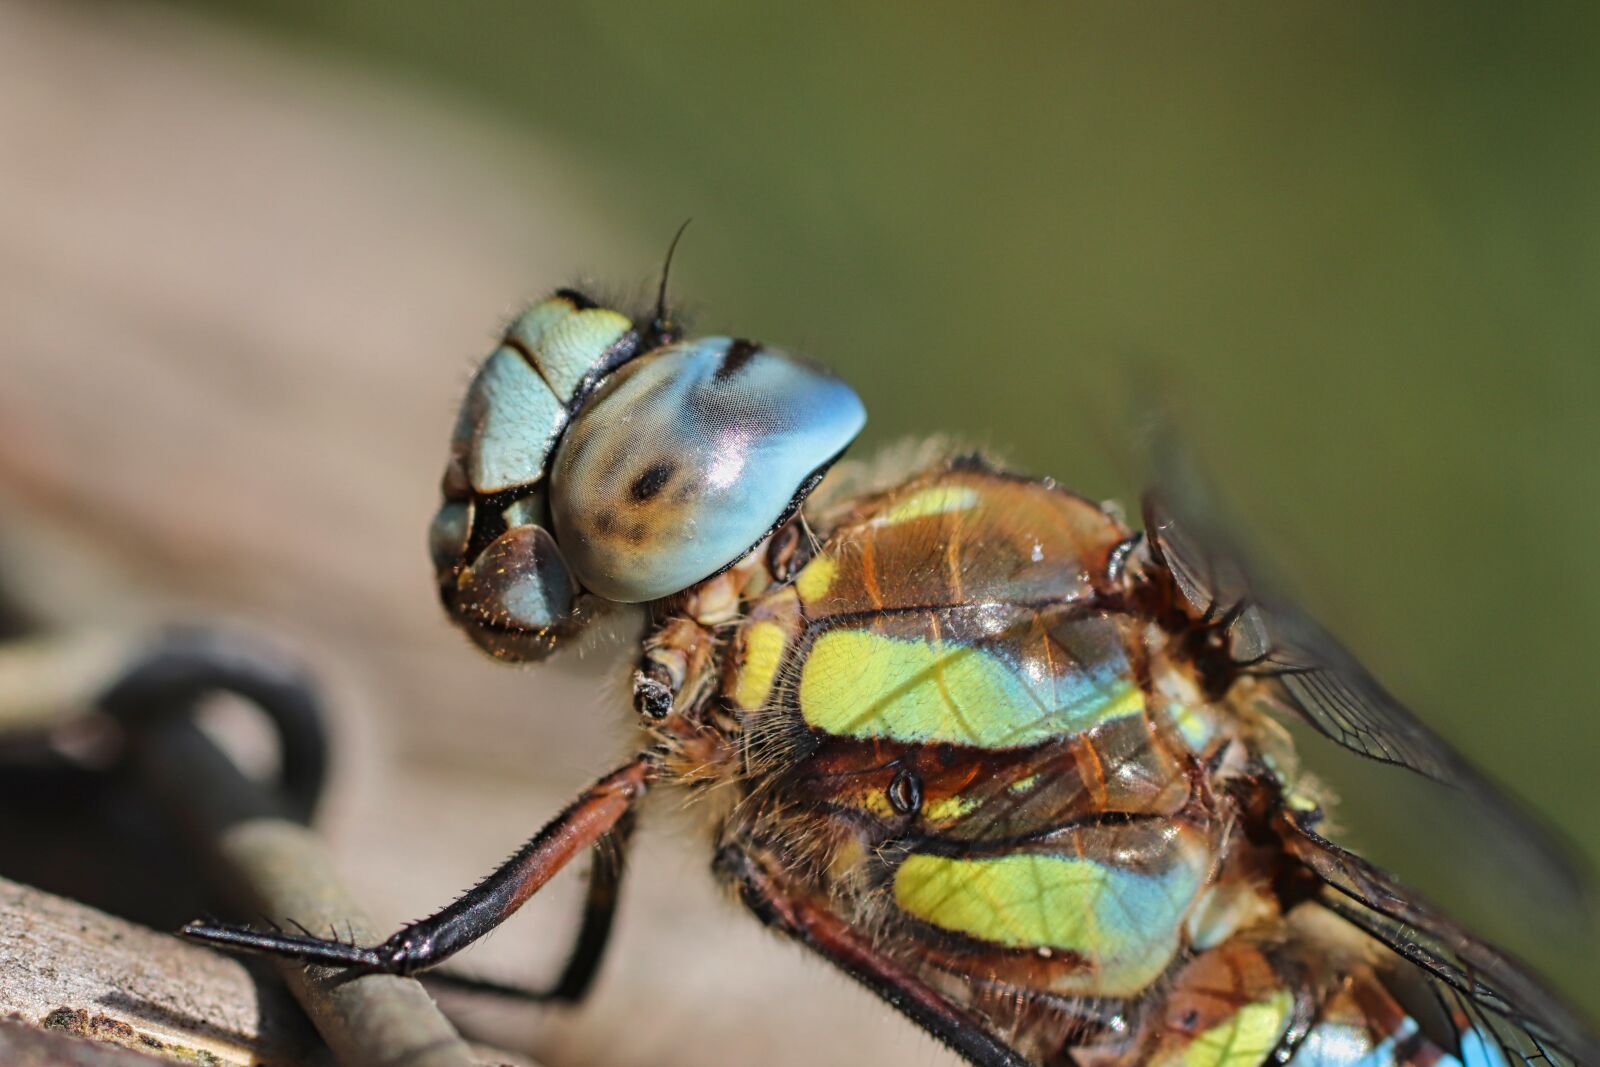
top-left (635, 458), bottom-right (1287, 1045)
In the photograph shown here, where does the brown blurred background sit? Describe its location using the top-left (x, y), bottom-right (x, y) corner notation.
top-left (2, 2), bottom-right (1598, 1064)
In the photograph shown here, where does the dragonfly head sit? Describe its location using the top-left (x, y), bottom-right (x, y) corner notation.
top-left (428, 289), bottom-right (865, 660)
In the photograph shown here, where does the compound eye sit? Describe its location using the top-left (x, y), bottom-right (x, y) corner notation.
top-left (550, 337), bottom-right (866, 603)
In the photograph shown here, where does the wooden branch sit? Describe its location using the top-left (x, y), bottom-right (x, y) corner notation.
top-left (0, 1018), bottom-right (173, 1067)
top-left (0, 875), bottom-right (539, 1066)
top-left (0, 874), bottom-right (323, 1066)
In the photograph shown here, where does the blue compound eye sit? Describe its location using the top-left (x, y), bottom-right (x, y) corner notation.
top-left (550, 337), bottom-right (866, 602)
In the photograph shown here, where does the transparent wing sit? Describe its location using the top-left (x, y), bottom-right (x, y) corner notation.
top-left (1139, 484), bottom-right (1592, 905)
top-left (1144, 490), bottom-right (1460, 779)
top-left (1281, 807), bottom-right (1600, 1067)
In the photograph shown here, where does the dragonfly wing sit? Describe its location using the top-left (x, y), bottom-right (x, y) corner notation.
top-left (1143, 490), bottom-right (1449, 777)
top-left (1280, 806), bottom-right (1600, 1067)
top-left (1139, 486), bottom-right (1591, 904)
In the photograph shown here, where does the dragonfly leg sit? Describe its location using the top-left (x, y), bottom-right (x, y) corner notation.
top-left (714, 842), bottom-right (1032, 1067)
top-left (423, 811), bottom-right (635, 1004)
top-left (182, 756), bottom-right (654, 978)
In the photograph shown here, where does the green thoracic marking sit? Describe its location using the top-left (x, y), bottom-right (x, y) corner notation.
top-left (868, 484), bottom-right (981, 526)
top-left (734, 620), bottom-right (787, 710)
top-left (799, 628), bottom-right (1144, 748)
top-left (1168, 703), bottom-right (1217, 752)
top-left (892, 845), bottom-right (1208, 996)
top-left (1159, 991), bottom-right (1293, 1067)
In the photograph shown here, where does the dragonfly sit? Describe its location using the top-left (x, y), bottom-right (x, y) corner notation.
top-left (183, 278), bottom-right (1600, 1067)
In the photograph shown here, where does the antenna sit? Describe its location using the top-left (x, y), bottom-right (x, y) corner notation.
top-left (650, 218), bottom-right (693, 342)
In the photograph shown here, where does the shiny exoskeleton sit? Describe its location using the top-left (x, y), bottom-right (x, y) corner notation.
top-left (186, 289), bottom-right (1599, 1067)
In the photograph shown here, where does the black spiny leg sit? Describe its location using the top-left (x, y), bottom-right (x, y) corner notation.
top-left (714, 844), bottom-right (1032, 1067)
top-left (423, 810), bottom-right (635, 1004)
top-left (182, 757), bottom-right (653, 977)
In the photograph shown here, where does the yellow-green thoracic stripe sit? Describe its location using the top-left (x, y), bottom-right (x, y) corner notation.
top-left (893, 846), bottom-right (1208, 996)
top-left (1157, 992), bottom-right (1293, 1067)
top-left (798, 629), bottom-right (1144, 749)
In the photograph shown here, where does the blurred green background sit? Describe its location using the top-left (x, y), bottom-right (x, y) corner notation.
top-left (22, 0), bottom-right (1600, 1031)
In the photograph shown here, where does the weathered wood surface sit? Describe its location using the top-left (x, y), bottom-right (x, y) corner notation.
top-left (0, 876), bottom-right (537, 1067)
top-left (0, 875), bottom-right (327, 1066)
top-left (0, 1019), bottom-right (178, 1067)
top-left (0, 2), bottom-right (952, 1065)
